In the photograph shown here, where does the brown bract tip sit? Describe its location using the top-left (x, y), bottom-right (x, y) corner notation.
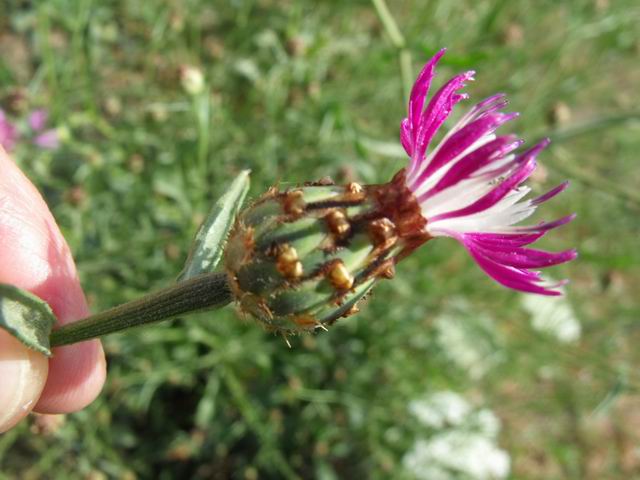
top-left (368, 169), bottom-right (430, 259)
top-left (275, 244), bottom-right (303, 279)
top-left (326, 259), bottom-right (355, 291)
top-left (346, 182), bottom-right (364, 194)
top-left (368, 217), bottom-right (397, 246)
top-left (282, 189), bottom-right (306, 216)
top-left (325, 210), bottom-right (351, 238)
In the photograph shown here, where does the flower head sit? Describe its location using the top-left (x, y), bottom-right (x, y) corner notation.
top-left (400, 49), bottom-right (576, 295)
top-left (223, 49), bottom-right (576, 336)
top-left (0, 108), bottom-right (60, 151)
top-left (28, 109), bottom-right (49, 131)
top-left (28, 109), bottom-right (60, 150)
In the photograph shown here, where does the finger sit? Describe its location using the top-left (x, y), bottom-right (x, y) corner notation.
top-left (0, 331), bottom-right (48, 433)
top-left (0, 147), bottom-right (106, 414)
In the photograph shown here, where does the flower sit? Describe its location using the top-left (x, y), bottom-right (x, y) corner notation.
top-left (222, 49), bottom-right (577, 334)
top-left (28, 109), bottom-right (48, 131)
top-left (28, 109), bottom-right (60, 150)
top-left (521, 291), bottom-right (581, 342)
top-left (180, 65), bottom-right (205, 95)
top-left (404, 391), bottom-right (510, 480)
top-left (400, 49), bottom-right (576, 295)
top-left (0, 108), bottom-right (60, 151)
top-left (409, 390), bottom-right (472, 429)
top-left (0, 109), bottom-right (19, 152)
top-left (404, 434), bottom-right (510, 480)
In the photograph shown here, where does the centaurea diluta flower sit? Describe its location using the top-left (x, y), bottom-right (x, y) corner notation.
top-left (223, 49), bottom-right (576, 334)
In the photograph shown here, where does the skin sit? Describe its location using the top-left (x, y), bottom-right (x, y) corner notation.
top-left (0, 147), bottom-right (106, 433)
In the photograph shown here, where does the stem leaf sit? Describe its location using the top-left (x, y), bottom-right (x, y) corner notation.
top-left (0, 284), bottom-right (57, 356)
top-left (179, 170), bottom-right (251, 280)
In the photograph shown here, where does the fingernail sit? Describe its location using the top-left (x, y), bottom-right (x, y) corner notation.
top-left (0, 331), bottom-right (48, 433)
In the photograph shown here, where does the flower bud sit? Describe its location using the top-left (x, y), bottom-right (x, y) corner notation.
top-left (180, 65), bottom-right (205, 95)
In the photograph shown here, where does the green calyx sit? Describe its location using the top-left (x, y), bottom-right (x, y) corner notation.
top-left (224, 180), bottom-right (403, 334)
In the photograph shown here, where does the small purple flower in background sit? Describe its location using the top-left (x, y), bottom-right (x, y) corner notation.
top-left (0, 109), bottom-right (19, 152)
top-left (0, 107), bottom-right (60, 152)
top-left (400, 49), bottom-right (576, 295)
top-left (28, 109), bottom-right (60, 150)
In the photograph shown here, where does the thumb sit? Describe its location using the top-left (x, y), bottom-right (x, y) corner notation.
top-left (0, 330), bottom-right (49, 433)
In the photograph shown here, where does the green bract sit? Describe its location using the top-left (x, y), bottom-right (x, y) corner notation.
top-left (0, 284), bottom-right (57, 356)
top-left (179, 170), bottom-right (251, 281)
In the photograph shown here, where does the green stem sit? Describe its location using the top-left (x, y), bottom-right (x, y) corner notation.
top-left (50, 273), bottom-right (232, 347)
top-left (544, 111), bottom-right (640, 144)
top-left (371, 0), bottom-right (413, 104)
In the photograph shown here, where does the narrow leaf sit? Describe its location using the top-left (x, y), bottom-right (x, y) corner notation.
top-left (0, 284), bottom-right (57, 356)
top-left (179, 170), bottom-right (251, 280)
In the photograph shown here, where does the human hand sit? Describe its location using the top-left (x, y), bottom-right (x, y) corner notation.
top-left (0, 147), bottom-right (105, 433)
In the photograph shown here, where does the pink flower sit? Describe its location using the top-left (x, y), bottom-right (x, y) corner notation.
top-left (0, 108), bottom-right (60, 151)
top-left (0, 109), bottom-right (19, 152)
top-left (28, 109), bottom-right (49, 131)
top-left (28, 109), bottom-right (59, 150)
top-left (33, 129), bottom-right (60, 150)
top-left (400, 49), bottom-right (576, 295)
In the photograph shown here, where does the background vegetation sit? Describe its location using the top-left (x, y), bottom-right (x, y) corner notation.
top-left (1, 0), bottom-right (639, 478)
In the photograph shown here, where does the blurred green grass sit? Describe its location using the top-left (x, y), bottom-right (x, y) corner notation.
top-left (1, 0), bottom-right (639, 478)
